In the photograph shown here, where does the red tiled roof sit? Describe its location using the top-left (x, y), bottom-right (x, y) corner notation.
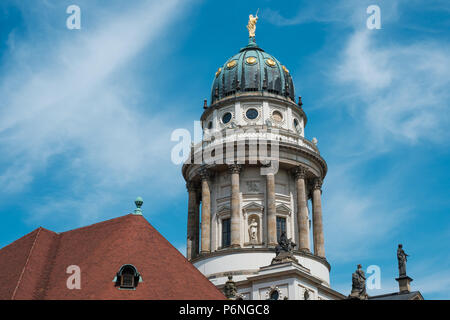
top-left (0, 214), bottom-right (225, 300)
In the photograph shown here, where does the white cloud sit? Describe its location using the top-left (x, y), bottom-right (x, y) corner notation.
top-left (0, 0), bottom-right (193, 225)
top-left (264, 0), bottom-right (400, 27)
top-left (334, 30), bottom-right (450, 147)
top-left (323, 161), bottom-right (409, 262)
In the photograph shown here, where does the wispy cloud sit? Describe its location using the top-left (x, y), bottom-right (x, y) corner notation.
top-left (334, 30), bottom-right (450, 148)
top-left (0, 0), bottom-right (193, 226)
top-left (263, 0), bottom-right (400, 27)
top-left (323, 160), bottom-right (410, 262)
top-left (295, 2), bottom-right (450, 299)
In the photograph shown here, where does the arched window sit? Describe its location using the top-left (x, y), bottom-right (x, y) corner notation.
top-left (115, 265), bottom-right (141, 290)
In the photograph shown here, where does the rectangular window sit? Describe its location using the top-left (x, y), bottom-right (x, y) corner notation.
top-left (222, 218), bottom-right (231, 248)
top-left (121, 274), bottom-right (134, 288)
top-left (276, 217), bottom-right (286, 242)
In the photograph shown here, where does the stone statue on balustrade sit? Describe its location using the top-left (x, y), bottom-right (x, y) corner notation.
top-left (223, 275), bottom-right (238, 300)
top-left (271, 231), bottom-right (299, 265)
top-left (397, 244), bottom-right (409, 277)
top-left (347, 264), bottom-right (368, 300)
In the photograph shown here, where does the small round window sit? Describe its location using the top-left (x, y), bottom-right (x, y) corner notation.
top-left (272, 111), bottom-right (283, 122)
top-left (222, 112), bottom-right (232, 124)
top-left (269, 290), bottom-right (279, 300)
top-left (246, 108), bottom-right (259, 120)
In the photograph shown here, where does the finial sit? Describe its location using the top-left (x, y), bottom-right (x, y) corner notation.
top-left (246, 9), bottom-right (259, 39)
top-left (203, 99), bottom-right (208, 109)
top-left (134, 196), bottom-right (143, 215)
top-left (298, 96), bottom-right (303, 107)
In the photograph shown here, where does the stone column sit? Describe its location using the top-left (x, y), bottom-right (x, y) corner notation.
top-left (186, 182), bottom-right (197, 260)
top-left (266, 172), bottom-right (277, 246)
top-left (294, 166), bottom-right (310, 251)
top-left (200, 169), bottom-right (211, 254)
top-left (194, 190), bottom-right (200, 257)
top-left (312, 178), bottom-right (325, 258)
top-left (229, 164), bottom-right (242, 248)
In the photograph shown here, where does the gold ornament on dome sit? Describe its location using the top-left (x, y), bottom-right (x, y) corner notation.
top-left (282, 65), bottom-right (289, 73)
top-left (246, 10), bottom-right (259, 38)
top-left (226, 60), bottom-right (237, 69)
top-left (246, 57), bottom-right (257, 65)
top-left (265, 58), bottom-right (276, 67)
top-left (215, 67), bottom-right (222, 77)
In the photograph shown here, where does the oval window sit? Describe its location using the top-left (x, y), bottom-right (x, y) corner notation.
top-left (270, 290), bottom-right (279, 300)
top-left (272, 111), bottom-right (283, 122)
top-left (207, 121), bottom-right (213, 129)
top-left (222, 112), bottom-right (232, 124)
top-left (246, 108), bottom-right (259, 120)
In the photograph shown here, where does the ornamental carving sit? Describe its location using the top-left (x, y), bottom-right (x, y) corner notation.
top-left (199, 167), bottom-right (210, 180)
top-left (186, 181), bottom-right (199, 192)
top-left (228, 164), bottom-right (242, 174)
top-left (246, 181), bottom-right (260, 193)
top-left (293, 166), bottom-right (307, 180)
top-left (313, 178), bottom-right (323, 191)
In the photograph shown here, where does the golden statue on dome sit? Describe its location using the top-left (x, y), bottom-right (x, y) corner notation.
top-left (247, 9), bottom-right (259, 38)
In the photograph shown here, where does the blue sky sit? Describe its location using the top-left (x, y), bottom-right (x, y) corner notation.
top-left (0, 0), bottom-right (449, 299)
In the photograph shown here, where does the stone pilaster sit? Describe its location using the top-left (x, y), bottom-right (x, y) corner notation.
top-left (396, 276), bottom-right (413, 294)
top-left (293, 166), bottom-right (310, 251)
top-left (186, 182), bottom-right (197, 260)
top-left (228, 164), bottom-right (242, 248)
top-left (312, 178), bottom-right (325, 258)
top-left (266, 172), bottom-right (277, 246)
top-left (200, 168), bottom-right (211, 254)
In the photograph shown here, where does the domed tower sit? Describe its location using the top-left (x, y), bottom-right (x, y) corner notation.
top-left (182, 18), bottom-right (343, 300)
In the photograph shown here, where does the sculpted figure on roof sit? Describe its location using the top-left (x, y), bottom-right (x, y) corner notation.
top-left (247, 12), bottom-right (258, 38)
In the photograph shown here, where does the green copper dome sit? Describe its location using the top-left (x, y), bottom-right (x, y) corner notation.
top-left (211, 38), bottom-right (295, 105)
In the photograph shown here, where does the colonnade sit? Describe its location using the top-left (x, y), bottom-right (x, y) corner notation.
top-left (186, 165), bottom-right (325, 260)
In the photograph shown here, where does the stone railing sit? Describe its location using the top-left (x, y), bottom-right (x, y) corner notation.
top-left (198, 128), bottom-right (320, 154)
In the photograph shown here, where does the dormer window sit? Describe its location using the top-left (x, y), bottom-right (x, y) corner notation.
top-left (115, 265), bottom-right (142, 290)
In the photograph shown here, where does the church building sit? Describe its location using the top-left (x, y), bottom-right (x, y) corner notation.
top-left (182, 15), bottom-right (423, 301)
top-left (0, 15), bottom-right (423, 301)
top-left (182, 16), bottom-right (344, 300)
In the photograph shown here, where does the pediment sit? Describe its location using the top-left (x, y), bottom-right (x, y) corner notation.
top-left (276, 203), bottom-right (292, 215)
top-left (242, 202), bottom-right (264, 212)
top-left (217, 205), bottom-right (231, 214)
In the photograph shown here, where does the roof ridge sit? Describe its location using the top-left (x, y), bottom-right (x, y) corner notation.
top-left (137, 217), bottom-right (223, 290)
top-left (60, 213), bottom-right (134, 234)
top-left (11, 227), bottom-right (43, 300)
top-left (0, 227), bottom-right (56, 251)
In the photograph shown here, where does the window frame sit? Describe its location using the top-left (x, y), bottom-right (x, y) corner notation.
top-left (115, 264), bottom-right (141, 290)
top-left (276, 216), bottom-right (287, 243)
top-left (221, 218), bottom-right (231, 248)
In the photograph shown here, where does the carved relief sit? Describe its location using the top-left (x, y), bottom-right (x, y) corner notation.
top-left (246, 180), bottom-right (260, 193)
